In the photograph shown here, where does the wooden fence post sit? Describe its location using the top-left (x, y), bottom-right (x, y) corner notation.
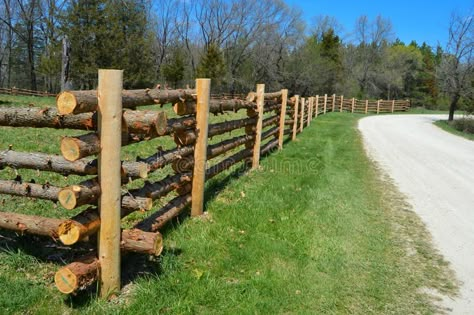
top-left (278, 89), bottom-right (288, 150)
top-left (391, 100), bottom-right (395, 113)
top-left (351, 98), bottom-right (355, 113)
top-left (365, 99), bottom-right (368, 114)
top-left (97, 69), bottom-right (123, 298)
top-left (315, 95), bottom-right (319, 117)
top-left (307, 97), bottom-right (312, 126)
top-left (299, 97), bottom-right (305, 133)
top-left (252, 84), bottom-right (264, 169)
top-left (292, 95), bottom-right (299, 140)
top-left (191, 78), bottom-right (211, 217)
top-left (340, 95), bottom-right (344, 112)
top-left (332, 94), bottom-right (336, 112)
top-left (376, 99), bottom-right (380, 114)
top-left (323, 94), bottom-right (327, 114)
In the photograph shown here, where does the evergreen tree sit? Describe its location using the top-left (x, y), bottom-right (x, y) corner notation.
top-left (197, 43), bottom-right (226, 88)
top-left (162, 48), bottom-right (185, 88)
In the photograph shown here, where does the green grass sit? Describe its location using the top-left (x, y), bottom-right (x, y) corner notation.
top-left (0, 94), bottom-right (458, 314)
top-left (434, 120), bottom-right (474, 141)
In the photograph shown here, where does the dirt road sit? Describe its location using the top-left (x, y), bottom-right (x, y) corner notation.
top-left (359, 114), bottom-right (474, 314)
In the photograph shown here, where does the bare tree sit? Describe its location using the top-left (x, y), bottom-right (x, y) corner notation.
top-left (438, 10), bottom-right (474, 120)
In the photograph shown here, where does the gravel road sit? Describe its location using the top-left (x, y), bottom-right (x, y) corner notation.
top-left (358, 114), bottom-right (474, 314)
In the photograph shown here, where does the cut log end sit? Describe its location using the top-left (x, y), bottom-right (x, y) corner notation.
top-left (155, 111), bottom-right (168, 136)
top-left (58, 220), bottom-right (83, 245)
top-left (54, 267), bottom-right (78, 294)
top-left (57, 91), bottom-right (78, 115)
top-left (58, 187), bottom-right (79, 210)
top-left (60, 137), bottom-right (81, 161)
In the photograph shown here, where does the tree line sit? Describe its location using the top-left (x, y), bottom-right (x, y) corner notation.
top-left (0, 0), bottom-right (472, 114)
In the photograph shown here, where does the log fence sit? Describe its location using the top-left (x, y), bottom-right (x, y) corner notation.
top-left (0, 70), bottom-right (410, 298)
top-left (0, 87), bottom-right (56, 97)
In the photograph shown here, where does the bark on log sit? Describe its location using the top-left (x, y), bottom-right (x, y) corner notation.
top-left (0, 150), bottom-right (147, 179)
top-left (172, 134), bottom-right (254, 172)
top-left (261, 126), bottom-right (279, 141)
top-left (54, 253), bottom-right (99, 294)
top-left (206, 148), bottom-right (253, 180)
top-left (173, 99), bottom-right (256, 115)
top-left (135, 194), bottom-right (192, 232)
top-left (60, 132), bottom-right (149, 161)
top-left (55, 229), bottom-right (162, 294)
top-left (56, 88), bottom-right (196, 115)
top-left (139, 146), bottom-right (194, 173)
top-left (245, 115), bottom-right (279, 133)
top-left (0, 211), bottom-right (61, 237)
top-left (261, 138), bottom-right (279, 155)
top-left (164, 116), bottom-right (196, 135)
top-left (0, 107), bottom-right (95, 129)
top-left (208, 117), bottom-right (257, 138)
top-left (127, 173), bottom-right (191, 201)
top-left (246, 91), bottom-right (282, 102)
top-left (121, 229), bottom-right (163, 255)
top-left (174, 130), bottom-right (196, 146)
top-left (0, 179), bottom-right (60, 201)
top-left (0, 107), bottom-right (167, 137)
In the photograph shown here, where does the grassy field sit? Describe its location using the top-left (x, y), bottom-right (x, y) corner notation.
top-left (0, 95), bottom-right (457, 314)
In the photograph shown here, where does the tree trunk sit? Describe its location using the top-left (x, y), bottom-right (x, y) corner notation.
top-left (448, 94), bottom-right (459, 121)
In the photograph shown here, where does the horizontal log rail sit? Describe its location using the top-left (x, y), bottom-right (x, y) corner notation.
top-left (0, 150), bottom-right (147, 178)
top-left (173, 99), bottom-right (257, 115)
top-left (56, 88), bottom-right (196, 115)
top-left (0, 179), bottom-right (60, 201)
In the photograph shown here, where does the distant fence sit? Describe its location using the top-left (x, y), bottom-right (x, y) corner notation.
top-left (0, 87), bottom-right (56, 97)
top-left (0, 72), bottom-right (409, 298)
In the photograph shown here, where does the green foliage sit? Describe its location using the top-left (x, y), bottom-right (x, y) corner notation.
top-left (63, 0), bottom-right (155, 89)
top-left (197, 44), bottom-right (226, 88)
top-left (161, 49), bottom-right (185, 88)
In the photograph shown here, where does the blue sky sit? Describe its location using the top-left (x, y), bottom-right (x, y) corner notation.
top-left (286, 0), bottom-right (473, 48)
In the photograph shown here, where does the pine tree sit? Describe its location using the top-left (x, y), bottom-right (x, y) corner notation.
top-left (197, 43), bottom-right (226, 88)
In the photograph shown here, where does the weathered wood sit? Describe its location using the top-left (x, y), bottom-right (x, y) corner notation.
top-left (57, 88), bottom-right (196, 115)
top-left (278, 89), bottom-right (288, 150)
top-left (97, 69), bottom-right (123, 297)
top-left (0, 150), bottom-right (147, 179)
top-left (191, 78), bottom-right (211, 217)
top-left (0, 211), bottom-right (61, 237)
top-left (0, 179), bottom-right (60, 201)
top-left (58, 179), bottom-right (101, 210)
top-left (174, 98), bottom-right (256, 115)
top-left (292, 95), bottom-right (299, 141)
